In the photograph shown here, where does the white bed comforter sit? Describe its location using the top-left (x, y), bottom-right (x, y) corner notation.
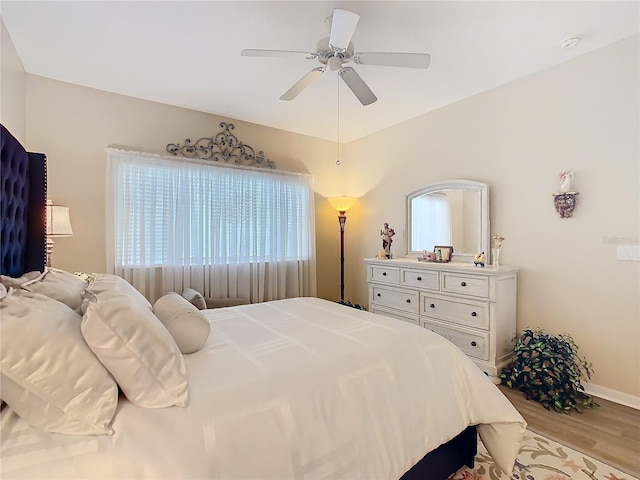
top-left (0, 297), bottom-right (525, 479)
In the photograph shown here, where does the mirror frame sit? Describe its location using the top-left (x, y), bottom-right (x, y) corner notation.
top-left (406, 179), bottom-right (490, 264)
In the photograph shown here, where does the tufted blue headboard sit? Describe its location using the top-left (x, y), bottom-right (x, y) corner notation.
top-left (0, 124), bottom-right (47, 277)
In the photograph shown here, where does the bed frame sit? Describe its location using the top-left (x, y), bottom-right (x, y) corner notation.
top-left (0, 123), bottom-right (476, 479)
top-left (402, 425), bottom-right (477, 479)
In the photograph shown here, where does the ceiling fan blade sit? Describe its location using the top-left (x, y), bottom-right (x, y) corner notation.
top-left (329, 9), bottom-right (360, 50)
top-left (280, 67), bottom-right (325, 101)
top-left (354, 52), bottom-right (431, 69)
top-left (339, 67), bottom-right (377, 106)
top-left (241, 49), bottom-right (317, 60)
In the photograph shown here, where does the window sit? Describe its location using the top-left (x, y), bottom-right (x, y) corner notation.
top-left (106, 149), bottom-right (317, 302)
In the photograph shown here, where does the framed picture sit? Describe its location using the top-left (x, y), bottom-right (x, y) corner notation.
top-left (434, 245), bottom-right (454, 262)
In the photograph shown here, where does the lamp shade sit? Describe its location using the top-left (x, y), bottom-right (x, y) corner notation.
top-left (328, 196), bottom-right (357, 213)
top-left (46, 200), bottom-right (73, 236)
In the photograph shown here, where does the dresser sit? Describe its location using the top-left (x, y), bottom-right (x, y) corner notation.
top-left (365, 258), bottom-right (518, 383)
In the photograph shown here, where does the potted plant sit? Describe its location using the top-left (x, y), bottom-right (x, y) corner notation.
top-left (500, 328), bottom-right (597, 413)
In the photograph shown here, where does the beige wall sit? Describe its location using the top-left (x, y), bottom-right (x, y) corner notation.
top-left (23, 76), bottom-right (342, 300)
top-left (339, 36), bottom-right (639, 398)
top-left (12, 35), bottom-right (640, 399)
top-left (0, 19), bottom-right (26, 142)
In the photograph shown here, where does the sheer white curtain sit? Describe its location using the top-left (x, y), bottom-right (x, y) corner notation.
top-left (106, 149), bottom-right (316, 303)
top-left (411, 193), bottom-right (451, 250)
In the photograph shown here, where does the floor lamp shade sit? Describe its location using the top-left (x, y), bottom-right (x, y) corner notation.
top-left (328, 196), bottom-right (357, 214)
top-left (46, 200), bottom-right (73, 266)
top-left (328, 197), bottom-right (357, 301)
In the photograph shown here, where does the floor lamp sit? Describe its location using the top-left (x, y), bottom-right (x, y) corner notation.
top-left (328, 196), bottom-right (357, 301)
top-left (46, 199), bottom-right (74, 267)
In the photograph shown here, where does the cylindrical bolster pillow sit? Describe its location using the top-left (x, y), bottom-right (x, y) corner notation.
top-left (153, 292), bottom-right (211, 354)
top-left (181, 288), bottom-right (207, 310)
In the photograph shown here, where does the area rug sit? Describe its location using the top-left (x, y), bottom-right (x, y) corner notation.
top-left (450, 430), bottom-right (639, 480)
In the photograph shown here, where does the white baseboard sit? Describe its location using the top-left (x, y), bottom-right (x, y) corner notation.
top-left (584, 383), bottom-right (640, 410)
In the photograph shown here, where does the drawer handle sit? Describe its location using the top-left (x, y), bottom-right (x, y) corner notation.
top-left (429, 303), bottom-right (435, 308)
top-left (406, 299), bottom-right (411, 303)
top-left (460, 281), bottom-right (467, 287)
top-left (417, 276), bottom-right (422, 281)
top-left (382, 272), bottom-right (387, 276)
top-left (471, 311), bottom-right (477, 317)
top-left (470, 341), bottom-right (477, 347)
top-left (377, 293), bottom-right (381, 297)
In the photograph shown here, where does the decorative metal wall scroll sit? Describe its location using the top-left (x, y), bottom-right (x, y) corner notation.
top-left (166, 122), bottom-right (276, 169)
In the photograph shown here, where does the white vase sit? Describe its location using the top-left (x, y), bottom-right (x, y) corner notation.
top-left (492, 248), bottom-right (500, 267)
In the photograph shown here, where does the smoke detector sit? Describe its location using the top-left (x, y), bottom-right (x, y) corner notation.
top-left (560, 37), bottom-right (580, 50)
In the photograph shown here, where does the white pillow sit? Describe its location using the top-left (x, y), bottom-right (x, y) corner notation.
top-left (0, 289), bottom-right (118, 435)
top-left (6, 268), bottom-right (87, 314)
top-left (85, 273), bottom-right (151, 310)
top-left (154, 292), bottom-right (211, 354)
top-left (81, 296), bottom-right (189, 408)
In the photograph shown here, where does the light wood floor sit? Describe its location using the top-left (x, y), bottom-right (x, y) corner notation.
top-left (498, 385), bottom-right (640, 477)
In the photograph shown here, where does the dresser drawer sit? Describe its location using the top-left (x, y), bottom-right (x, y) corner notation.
top-left (371, 285), bottom-right (419, 314)
top-left (422, 319), bottom-right (490, 361)
top-left (370, 305), bottom-right (419, 325)
top-left (401, 268), bottom-right (439, 290)
top-left (370, 265), bottom-right (400, 284)
top-left (421, 295), bottom-right (489, 330)
top-left (441, 273), bottom-right (489, 298)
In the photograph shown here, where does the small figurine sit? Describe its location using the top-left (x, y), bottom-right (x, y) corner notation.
top-left (492, 234), bottom-right (505, 249)
top-left (474, 252), bottom-right (486, 267)
top-left (554, 171), bottom-right (580, 217)
top-left (559, 170), bottom-right (574, 193)
top-left (380, 223), bottom-right (395, 259)
top-left (491, 234), bottom-right (505, 267)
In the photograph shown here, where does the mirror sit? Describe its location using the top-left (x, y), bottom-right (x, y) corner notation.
top-left (406, 179), bottom-right (490, 263)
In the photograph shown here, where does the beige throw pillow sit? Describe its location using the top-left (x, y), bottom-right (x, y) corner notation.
top-left (81, 296), bottom-right (189, 408)
top-left (0, 270), bottom-right (41, 288)
top-left (182, 288), bottom-right (207, 310)
top-left (154, 292), bottom-right (211, 354)
top-left (0, 290), bottom-right (118, 435)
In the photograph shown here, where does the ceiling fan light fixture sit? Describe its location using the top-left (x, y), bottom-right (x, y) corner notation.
top-left (328, 56), bottom-right (343, 71)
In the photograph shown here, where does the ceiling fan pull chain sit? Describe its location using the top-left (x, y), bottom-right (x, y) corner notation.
top-left (336, 74), bottom-right (341, 166)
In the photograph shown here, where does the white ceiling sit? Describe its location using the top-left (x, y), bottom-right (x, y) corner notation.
top-left (2, 1), bottom-right (638, 143)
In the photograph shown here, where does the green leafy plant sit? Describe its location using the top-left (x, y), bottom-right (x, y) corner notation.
top-left (500, 328), bottom-right (597, 414)
top-left (336, 300), bottom-right (366, 310)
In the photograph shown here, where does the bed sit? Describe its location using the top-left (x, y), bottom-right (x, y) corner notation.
top-left (0, 124), bottom-right (526, 479)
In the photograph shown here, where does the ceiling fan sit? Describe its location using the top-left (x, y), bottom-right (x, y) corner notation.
top-left (241, 8), bottom-right (430, 106)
